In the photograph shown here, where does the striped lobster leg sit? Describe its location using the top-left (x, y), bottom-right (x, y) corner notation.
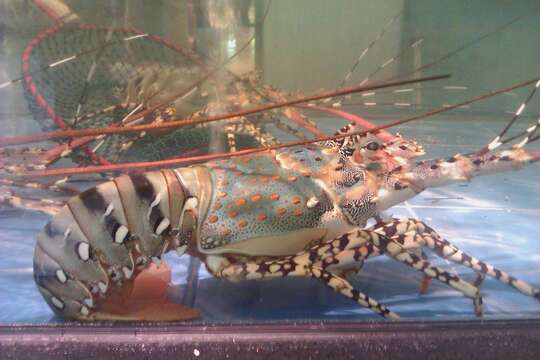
top-left (372, 218), bottom-right (540, 302)
top-left (223, 117), bottom-right (278, 152)
top-left (317, 229), bottom-right (482, 316)
top-left (208, 227), bottom-right (483, 319)
top-left (206, 251), bottom-right (399, 320)
top-left (33, 168), bottom-right (208, 321)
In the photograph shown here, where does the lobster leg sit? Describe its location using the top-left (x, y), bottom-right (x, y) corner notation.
top-left (372, 218), bottom-right (540, 301)
top-left (209, 225), bottom-right (484, 318)
top-left (221, 117), bottom-right (278, 149)
top-left (312, 229), bottom-right (483, 316)
top-left (225, 125), bottom-right (238, 152)
top-left (370, 218), bottom-right (432, 293)
top-left (207, 253), bottom-right (399, 319)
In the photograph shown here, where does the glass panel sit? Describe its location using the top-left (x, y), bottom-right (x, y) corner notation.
top-left (0, 0), bottom-right (538, 324)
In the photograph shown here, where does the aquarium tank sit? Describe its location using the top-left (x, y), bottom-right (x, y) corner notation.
top-left (0, 0), bottom-right (538, 358)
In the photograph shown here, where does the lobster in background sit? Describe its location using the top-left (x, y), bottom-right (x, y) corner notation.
top-left (0, 0), bottom-right (322, 216)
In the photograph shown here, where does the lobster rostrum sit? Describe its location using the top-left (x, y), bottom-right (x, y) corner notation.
top-left (33, 115), bottom-right (540, 320)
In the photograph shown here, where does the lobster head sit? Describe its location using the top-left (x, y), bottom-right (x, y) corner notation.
top-left (349, 133), bottom-right (425, 173)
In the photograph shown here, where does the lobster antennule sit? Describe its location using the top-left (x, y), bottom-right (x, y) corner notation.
top-left (405, 113), bottom-right (540, 191)
top-left (425, 147), bottom-right (535, 183)
top-left (376, 146), bottom-right (538, 213)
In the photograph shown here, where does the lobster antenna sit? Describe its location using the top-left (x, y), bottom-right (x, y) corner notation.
top-left (323, 36), bottom-right (424, 108)
top-left (482, 80), bottom-right (540, 152)
top-left (386, 13), bottom-right (526, 82)
top-left (529, 129), bottom-right (540, 144)
top-left (494, 117), bottom-right (540, 150)
top-left (339, 84), bottom-right (520, 110)
top-left (339, 10), bottom-right (403, 88)
top-left (516, 116), bottom-right (540, 147)
top-left (319, 13), bottom-right (525, 109)
top-left (18, 75), bottom-right (540, 178)
top-left (0, 74), bottom-right (450, 147)
top-left (357, 37), bottom-right (424, 88)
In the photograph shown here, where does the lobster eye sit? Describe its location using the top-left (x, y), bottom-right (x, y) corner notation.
top-left (366, 141), bottom-right (379, 151)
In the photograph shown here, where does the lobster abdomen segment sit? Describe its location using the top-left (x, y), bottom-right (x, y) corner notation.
top-left (33, 168), bottom-right (204, 320)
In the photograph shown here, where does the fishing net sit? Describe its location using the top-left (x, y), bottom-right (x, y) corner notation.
top-left (20, 22), bottom-right (237, 163)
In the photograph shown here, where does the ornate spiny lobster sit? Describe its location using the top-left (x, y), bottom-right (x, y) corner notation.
top-left (32, 110), bottom-right (540, 320)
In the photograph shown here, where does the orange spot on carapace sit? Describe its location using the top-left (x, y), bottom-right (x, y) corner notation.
top-left (238, 219), bottom-right (248, 228)
top-left (223, 229), bottom-right (232, 236)
top-left (288, 176), bottom-right (298, 182)
top-left (292, 196), bottom-right (302, 205)
top-left (235, 198), bottom-right (247, 206)
top-left (269, 193), bottom-right (280, 201)
top-left (228, 211), bottom-right (238, 218)
top-left (251, 194), bottom-right (262, 202)
top-left (218, 191), bottom-right (228, 198)
top-left (271, 175), bottom-right (280, 181)
top-left (208, 215), bottom-right (218, 223)
top-left (276, 208), bottom-right (287, 216)
top-left (293, 209), bottom-right (303, 216)
top-left (213, 202), bottom-right (222, 210)
top-left (260, 177), bottom-right (269, 184)
top-left (256, 213), bottom-right (267, 221)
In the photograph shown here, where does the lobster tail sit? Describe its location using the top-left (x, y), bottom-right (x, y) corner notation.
top-left (33, 168), bottom-right (208, 320)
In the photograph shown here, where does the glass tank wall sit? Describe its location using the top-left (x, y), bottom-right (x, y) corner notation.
top-left (0, 0), bottom-right (539, 324)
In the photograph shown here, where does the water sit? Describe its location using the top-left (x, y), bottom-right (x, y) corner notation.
top-left (0, 0), bottom-right (539, 324)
